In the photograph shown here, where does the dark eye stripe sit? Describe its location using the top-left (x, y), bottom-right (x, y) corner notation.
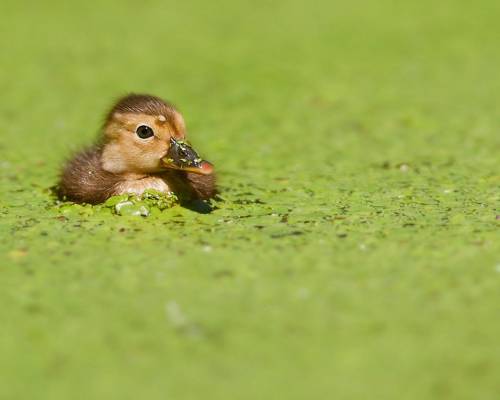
top-left (136, 125), bottom-right (154, 139)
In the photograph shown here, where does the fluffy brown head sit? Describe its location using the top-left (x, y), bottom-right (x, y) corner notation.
top-left (101, 94), bottom-right (187, 175)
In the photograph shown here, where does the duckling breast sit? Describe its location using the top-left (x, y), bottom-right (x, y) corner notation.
top-left (57, 148), bottom-right (217, 204)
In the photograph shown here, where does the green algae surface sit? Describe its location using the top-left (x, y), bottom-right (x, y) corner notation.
top-left (1, 1), bottom-right (499, 399)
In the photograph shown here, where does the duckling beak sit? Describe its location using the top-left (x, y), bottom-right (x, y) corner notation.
top-left (161, 137), bottom-right (214, 175)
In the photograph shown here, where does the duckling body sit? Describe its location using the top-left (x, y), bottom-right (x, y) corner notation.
top-left (57, 94), bottom-right (216, 204)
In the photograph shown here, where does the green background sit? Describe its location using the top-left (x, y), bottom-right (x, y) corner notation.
top-left (1, 1), bottom-right (499, 399)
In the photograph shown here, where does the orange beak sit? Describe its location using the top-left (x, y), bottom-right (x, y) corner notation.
top-left (161, 138), bottom-right (214, 175)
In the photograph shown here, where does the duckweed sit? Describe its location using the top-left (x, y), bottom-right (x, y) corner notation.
top-left (103, 190), bottom-right (178, 216)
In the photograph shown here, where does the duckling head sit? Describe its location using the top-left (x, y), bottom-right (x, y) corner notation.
top-left (100, 94), bottom-right (213, 176)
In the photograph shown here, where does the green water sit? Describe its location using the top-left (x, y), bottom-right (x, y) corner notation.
top-left (1, 1), bottom-right (499, 399)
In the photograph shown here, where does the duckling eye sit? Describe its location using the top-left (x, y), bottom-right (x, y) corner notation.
top-left (136, 125), bottom-right (154, 139)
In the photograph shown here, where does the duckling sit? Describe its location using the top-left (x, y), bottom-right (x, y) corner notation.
top-left (57, 94), bottom-right (216, 204)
